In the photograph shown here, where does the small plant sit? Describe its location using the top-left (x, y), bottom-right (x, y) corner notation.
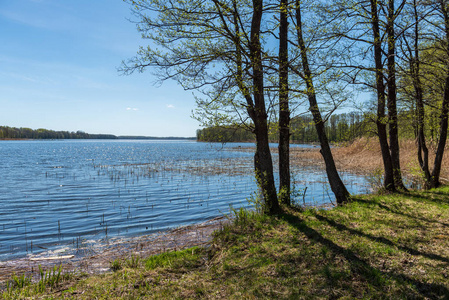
top-left (234, 206), bottom-right (249, 226)
top-left (247, 190), bottom-right (264, 214)
top-left (145, 252), bottom-right (174, 270)
top-left (366, 167), bottom-right (384, 192)
top-left (125, 254), bottom-right (140, 268)
top-left (290, 174), bottom-right (307, 208)
top-left (36, 264), bottom-right (63, 292)
top-left (11, 273), bottom-right (31, 289)
top-left (278, 186), bottom-right (290, 206)
top-left (144, 247), bottom-right (200, 270)
top-left (110, 259), bottom-right (122, 271)
top-left (405, 161), bottom-right (424, 189)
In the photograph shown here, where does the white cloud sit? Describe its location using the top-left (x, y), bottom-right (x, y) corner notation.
top-left (167, 104), bottom-right (175, 109)
top-left (126, 107), bottom-right (139, 111)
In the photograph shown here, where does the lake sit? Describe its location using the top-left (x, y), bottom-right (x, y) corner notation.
top-left (0, 140), bottom-right (370, 261)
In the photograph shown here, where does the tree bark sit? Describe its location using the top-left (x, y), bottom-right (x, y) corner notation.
top-left (251, 0), bottom-right (280, 214)
top-left (295, 1), bottom-right (350, 205)
top-left (410, 0), bottom-right (431, 187)
top-left (278, 0), bottom-right (290, 206)
top-left (430, 74), bottom-right (449, 188)
top-left (415, 52), bottom-right (431, 187)
top-left (428, 1), bottom-right (449, 188)
top-left (386, 0), bottom-right (407, 190)
top-left (370, 0), bottom-right (396, 192)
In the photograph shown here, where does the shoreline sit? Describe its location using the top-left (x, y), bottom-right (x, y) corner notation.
top-left (2, 137), bottom-right (446, 286)
top-left (0, 216), bottom-right (228, 286)
top-left (4, 188), bottom-right (448, 298)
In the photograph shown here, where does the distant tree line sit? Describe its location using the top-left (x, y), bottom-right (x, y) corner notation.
top-left (0, 126), bottom-right (197, 140)
top-left (197, 112), bottom-right (368, 144)
top-left (0, 126), bottom-right (117, 140)
top-left (119, 136), bottom-right (195, 140)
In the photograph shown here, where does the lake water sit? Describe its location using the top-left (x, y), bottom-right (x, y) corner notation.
top-left (0, 140), bottom-right (370, 261)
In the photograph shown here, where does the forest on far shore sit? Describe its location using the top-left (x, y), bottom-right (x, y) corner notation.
top-left (196, 109), bottom-right (437, 144)
top-left (0, 126), bottom-right (195, 140)
top-left (0, 126), bottom-right (117, 140)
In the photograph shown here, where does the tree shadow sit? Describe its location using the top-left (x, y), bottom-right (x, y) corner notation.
top-left (352, 197), bottom-right (449, 228)
top-left (404, 190), bottom-right (449, 206)
top-left (312, 213), bottom-right (449, 264)
top-left (281, 213), bottom-right (449, 298)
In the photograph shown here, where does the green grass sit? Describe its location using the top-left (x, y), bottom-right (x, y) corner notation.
top-left (3, 187), bottom-right (449, 299)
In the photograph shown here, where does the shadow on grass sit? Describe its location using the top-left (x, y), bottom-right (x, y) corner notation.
top-left (281, 213), bottom-right (449, 299)
top-left (352, 196), bottom-right (449, 228)
top-left (405, 190), bottom-right (449, 206)
top-left (312, 213), bottom-right (449, 264)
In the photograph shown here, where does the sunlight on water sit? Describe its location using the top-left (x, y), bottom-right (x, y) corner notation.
top-left (0, 140), bottom-right (370, 261)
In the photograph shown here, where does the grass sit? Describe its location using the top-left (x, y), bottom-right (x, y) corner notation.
top-left (290, 137), bottom-right (449, 186)
top-left (3, 187), bottom-right (449, 299)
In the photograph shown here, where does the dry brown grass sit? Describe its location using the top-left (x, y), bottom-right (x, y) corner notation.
top-left (291, 137), bottom-right (449, 184)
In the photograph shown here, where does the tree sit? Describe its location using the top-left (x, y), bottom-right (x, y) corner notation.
top-left (420, 0), bottom-right (449, 188)
top-left (250, 0), bottom-right (281, 213)
top-left (292, 0), bottom-right (351, 205)
top-left (121, 0), bottom-right (281, 214)
top-left (278, 0), bottom-right (291, 205)
top-left (398, 0), bottom-right (449, 188)
top-left (320, 0), bottom-right (409, 191)
top-left (386, 0), bottom-right (408, 190)
top-left (399, 0), bottom-right (431, 186)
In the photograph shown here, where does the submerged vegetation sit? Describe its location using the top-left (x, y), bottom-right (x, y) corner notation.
top-left (3, 187), bottom-right (449, 298)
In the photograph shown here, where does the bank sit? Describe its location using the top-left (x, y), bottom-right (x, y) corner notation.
top-left (3, 183), bottom-right (449, 298)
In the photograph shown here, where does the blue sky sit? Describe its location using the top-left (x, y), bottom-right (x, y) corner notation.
top-left (0, 0), bottom-right (200, 137)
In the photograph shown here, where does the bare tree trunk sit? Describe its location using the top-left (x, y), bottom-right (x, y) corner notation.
top-left (251, 0), bottom-right (280, 214)
top-left (430, 74), bottom-right (449, 188)
top-left (410, 0), bottom-right (431, 187)
top-left (278, 0), bottom-right (290, 206)
top-left (415, 56), bottom-right (431, 187)
top-left (370, 0), bottom-right (396, 192)
top-left (429, 0), bottom-right (449, 188)
top-left (295, 1), bottom-right (350, 205)
top-left (387, 0), bottom-right (407, 190)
